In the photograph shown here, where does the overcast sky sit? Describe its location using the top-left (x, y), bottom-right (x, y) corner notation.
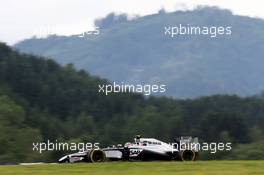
top-left (1, 0), bottom-right (264, 45)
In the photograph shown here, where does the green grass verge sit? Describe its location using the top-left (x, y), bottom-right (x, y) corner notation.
top-left (0, 161), bottom-right (263, 175)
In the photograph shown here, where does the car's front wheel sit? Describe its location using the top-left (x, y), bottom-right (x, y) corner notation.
top-left (87, 149), bottom-right (106, 163)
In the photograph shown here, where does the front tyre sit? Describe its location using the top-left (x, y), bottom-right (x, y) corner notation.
top-left (88, 149), bottom-right (106, 163)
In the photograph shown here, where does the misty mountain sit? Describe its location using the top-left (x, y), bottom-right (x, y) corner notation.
top-left (15, 7), bottom-right (264, 98)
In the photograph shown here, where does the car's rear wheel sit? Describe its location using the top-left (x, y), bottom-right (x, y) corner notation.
top-left (181, 150), bottom-right (196, 161)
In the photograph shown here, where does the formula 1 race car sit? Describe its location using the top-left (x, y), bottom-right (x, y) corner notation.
top-left (58, 135), bottom-right (198, 163)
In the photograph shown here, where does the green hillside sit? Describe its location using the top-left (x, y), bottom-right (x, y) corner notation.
top-left (1, 43), bottom-right (264, 163)
top-left (15, 7), bottom-right (264, 98)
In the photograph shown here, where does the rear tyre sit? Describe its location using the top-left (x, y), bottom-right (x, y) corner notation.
top-left (181, 150), bottom-right (196, 161)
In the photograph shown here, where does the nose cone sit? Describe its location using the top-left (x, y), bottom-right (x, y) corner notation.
top-left (58, 155), bottom-right (68, 163)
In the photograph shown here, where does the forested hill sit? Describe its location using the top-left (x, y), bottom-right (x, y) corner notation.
top-left (15, 7), bottom-right (264, 98)
top-left (0, 43), bottom-right (264, 163)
